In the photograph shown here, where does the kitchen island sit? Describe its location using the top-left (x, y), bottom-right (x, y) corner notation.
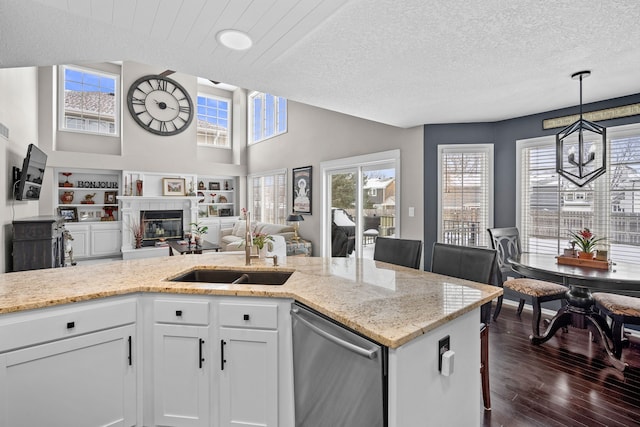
top-left (0, 253), bottom-right (501, 426)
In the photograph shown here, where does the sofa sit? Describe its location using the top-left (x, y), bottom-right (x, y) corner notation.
top-left (220, 221), bottom-right (296, 252)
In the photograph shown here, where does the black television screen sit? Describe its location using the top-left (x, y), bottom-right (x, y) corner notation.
top-left (15, 144), bottom-right (47, 200)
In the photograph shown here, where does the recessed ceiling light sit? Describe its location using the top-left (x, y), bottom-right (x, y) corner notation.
top-left (217, 29), bottom-right (253, 51)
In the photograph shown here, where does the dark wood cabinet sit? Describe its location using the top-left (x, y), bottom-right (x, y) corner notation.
top-left (12, 216), bottom-right (65, 272)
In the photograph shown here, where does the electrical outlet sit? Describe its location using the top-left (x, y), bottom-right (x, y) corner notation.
top-left (438, 335), bottom-right (450, 372)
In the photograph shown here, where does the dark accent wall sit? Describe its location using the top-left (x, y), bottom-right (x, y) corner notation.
top-left (423, 93), bottom-right (640, 270)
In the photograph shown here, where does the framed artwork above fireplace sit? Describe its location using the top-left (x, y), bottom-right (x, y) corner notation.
top-left (162, 178), bottom-right (186, 196)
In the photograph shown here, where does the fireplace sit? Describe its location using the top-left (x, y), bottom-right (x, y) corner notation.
top-left (140, 210), bottom-right (183, 246)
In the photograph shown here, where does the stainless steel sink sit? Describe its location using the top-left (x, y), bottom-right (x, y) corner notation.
top-left (169, 269), bottom-right (293, 285)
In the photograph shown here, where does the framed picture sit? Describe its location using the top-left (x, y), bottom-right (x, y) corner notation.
top-left (163, 178), bottom-right (186, 196)
top-left (104, 191), bottom-right (117, 204)
top-left (292, 166), bottom-right (312, 214)
top-left (208, 205), bottom-right (218, 216)
top-left (58, 207), bottom-right (78, 222)
top-left (209, 182), bottom-right (221, 191)
top-left (78, 210), bottom-right (96, 222)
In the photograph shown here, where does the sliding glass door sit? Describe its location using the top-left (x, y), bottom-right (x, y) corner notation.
top-left (321, 150), bottom-right (400, 259)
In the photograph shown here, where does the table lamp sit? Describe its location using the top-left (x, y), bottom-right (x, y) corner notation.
top-left (286, 213), bottom-right (304, 241)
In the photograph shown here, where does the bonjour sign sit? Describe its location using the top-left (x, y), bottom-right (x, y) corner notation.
top-left (77, 181), bottom-right (119, 189)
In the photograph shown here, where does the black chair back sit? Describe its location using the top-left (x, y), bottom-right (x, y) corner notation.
top-left (487, 227), bottom-right (522, 281)
top-left (431, 242), bottom-right (497, 284)
top-left (373, 237), bottom-right (423, 269)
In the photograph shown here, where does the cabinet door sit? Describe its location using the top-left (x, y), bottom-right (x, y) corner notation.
top-left (153, 324), bottom-right (209, 427)
top-left (219, 328), bottom-right (278, 427)
top-left (66, 224), bottom-right (90, 259)
top-left (0, 324), bottom-right (136, 427)
top-left (91, 226), bottom-right (122, 257)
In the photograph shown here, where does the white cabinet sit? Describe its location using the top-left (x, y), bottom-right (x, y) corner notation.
top-left (0, 298), bottom-right (137, 427)
top-left (65, 222), bottom-right (121, 259)
top-left (55, 167), bottom-right (122, 260)
top-left (91, 222), bottom-right (122, 257)
top-left (218, 300), bottom-right (282, 427)
top-left (152, 299), bottom-right (211, 427)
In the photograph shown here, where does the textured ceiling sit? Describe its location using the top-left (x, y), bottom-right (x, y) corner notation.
top-left (2, 0), bottom-right (640, 128)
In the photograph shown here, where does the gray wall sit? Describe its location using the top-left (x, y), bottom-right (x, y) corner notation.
top-left (247, 100), bottom-right (424, 254)
top-left (423, 92), bottom-right (640, 269)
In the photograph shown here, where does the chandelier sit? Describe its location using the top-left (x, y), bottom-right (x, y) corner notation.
top-left (556, 71), bottom-right (606, 187)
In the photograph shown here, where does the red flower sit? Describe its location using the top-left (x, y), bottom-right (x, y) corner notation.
top-left (579, 229), bottom-right (593, 239)
top-left (568, 228), bottom-right (605, 254)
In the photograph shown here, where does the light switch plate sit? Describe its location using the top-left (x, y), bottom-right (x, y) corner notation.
top-left (438, 335), bottom-right (450, 372)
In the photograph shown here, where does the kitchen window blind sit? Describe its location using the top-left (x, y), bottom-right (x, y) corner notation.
top-left (438, 144), bottom-right (494, 247)
top-left (517, 124), bottom-right (640, 264)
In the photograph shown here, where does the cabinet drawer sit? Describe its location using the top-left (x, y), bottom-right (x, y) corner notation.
top-left (219, 302), bottom-right (278, 329)
top-left (0, 298), bottom-right (136, 353)
top-left (154, 299), bottom-right (210, 325)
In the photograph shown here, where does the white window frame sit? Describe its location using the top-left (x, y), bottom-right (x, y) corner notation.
top-left (248, 91), bottom-right (287, 144)
top-left (437, 144), bottom-right (494, 247)
top-left (196, 93), bottom-right (232, 149)
top-left (320, 149), bottom-right (401, 258)
top-left (516, 122), bottom-right (640, 264)
top-left (248, 169), bottom-right (288, 224)
top-left (58, 64), bottom-right (120, 137)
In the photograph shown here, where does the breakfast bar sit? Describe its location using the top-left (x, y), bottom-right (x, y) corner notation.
top-left (0, 254), bottom-right (501, 426)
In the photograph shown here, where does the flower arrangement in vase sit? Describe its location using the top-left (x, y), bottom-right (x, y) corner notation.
top-left (253, 232), bottom-right (274, 256)
top-left (189, 222), bottom-right (209, 245)
top-left (568, 228), bottom-right (606, 259)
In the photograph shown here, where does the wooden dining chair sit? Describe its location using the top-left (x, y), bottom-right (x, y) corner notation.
top-left (373, 237), bottom-right (422, 269)
top-left (431, 242), bottom-right (498, 411)
top-left (487, 227), bottom-right (568, 336)
top-left (593, 293), bottom-right (640, 360)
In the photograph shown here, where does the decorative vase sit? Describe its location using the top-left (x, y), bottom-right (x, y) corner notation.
top-left (578, 251), bottom-right (593, 260)
top-left (135, 235), bottom-right (143, 249)
top-left (136, 180), bottom-right (143, 196)
top-left (256, 246), bottom-right (267, 258)
top-left (60, 191), bottom-right (74, 204)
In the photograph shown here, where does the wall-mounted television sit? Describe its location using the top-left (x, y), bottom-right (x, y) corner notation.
top-left (14, 144), bottom-right (47, 201)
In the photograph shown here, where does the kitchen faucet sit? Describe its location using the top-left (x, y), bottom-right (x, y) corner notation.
top-left (245, 211), bottom-right (259, 266)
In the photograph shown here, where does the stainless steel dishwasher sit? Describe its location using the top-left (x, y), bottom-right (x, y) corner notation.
top-left (291, 302), bottom-right (387, 427)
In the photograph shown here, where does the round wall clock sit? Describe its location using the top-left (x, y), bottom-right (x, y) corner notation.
top-left (126, 74), bottom-right (194, 136)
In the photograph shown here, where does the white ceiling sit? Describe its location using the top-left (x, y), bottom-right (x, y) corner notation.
top-left (2, 0), bottom-right (640, 128)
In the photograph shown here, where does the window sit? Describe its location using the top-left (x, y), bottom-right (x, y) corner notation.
top-left (517, 124), bottom-right (640, 264)
top-left (250, 170), bottom-right (287, 224)
top-left (197, 94), bottom-right (231, 148)
top-left (438, 144), bottom-right (494, 247)
top-left (248, 92), bottom-right (287, 144)
top-left (60, 65), bottom-right (118, 136)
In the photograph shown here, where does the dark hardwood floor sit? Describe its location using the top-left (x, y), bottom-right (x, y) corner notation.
top-left (483, 303), bottom-right (640, 427)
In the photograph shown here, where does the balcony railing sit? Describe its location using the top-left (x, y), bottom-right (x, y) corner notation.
top-left (443, 220), bottom-right (481, 246)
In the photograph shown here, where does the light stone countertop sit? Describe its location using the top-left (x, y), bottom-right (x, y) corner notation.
top-left (0, 253), bottom-right (502, 348)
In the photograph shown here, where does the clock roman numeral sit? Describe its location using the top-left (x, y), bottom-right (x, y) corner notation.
top-left (159, 121), bottom-right (168, 133)
top-left (157, 79), bottom-right (168, 91)
top-left (179, 106), bottom-right (190, 113)
top-left (131, 97), bottom-right (146, 105)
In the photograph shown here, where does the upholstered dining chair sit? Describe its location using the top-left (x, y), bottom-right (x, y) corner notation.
top-left (487, 227), bottom-right (568, 335)
top-left (431, 242), bottom-right (498, 411)
top-left (373, 237), bottom-right (423, 269)
top-left (593, 293), bottom-right (640, 361)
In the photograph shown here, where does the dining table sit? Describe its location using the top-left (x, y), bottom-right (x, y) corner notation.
top-left (508, 252), bottom-right (640, 371)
